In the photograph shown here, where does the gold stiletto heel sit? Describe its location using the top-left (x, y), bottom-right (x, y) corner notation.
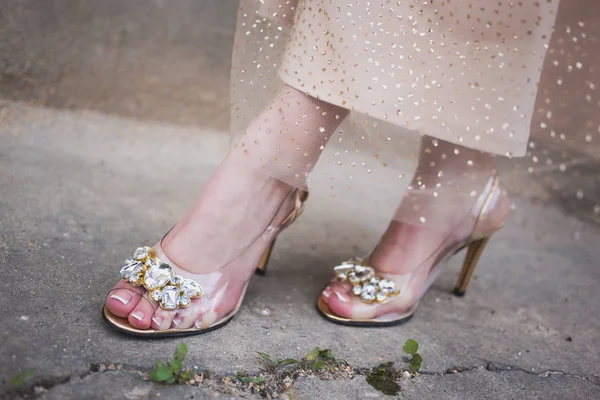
top-left (255, 238), bottom-right (276, 276)
top-left (453, 237), bottom-right (490, 297)
top-left (254, 189), bottom-right (308, 277)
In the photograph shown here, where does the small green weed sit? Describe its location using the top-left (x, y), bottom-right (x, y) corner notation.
top-left (149, 343), bottom-right (194, 384)
top-left (11, 368), bottom-right (35, 389)
top-left (236, 351), bottom-right (298, 384)
top-left (366, 339), bottom-right (424, 395)
top-left (236, 371), bottom-right (265, 384)
top-left (303, 347), bottom-right (336, 370)
top-left (403, 339), bottom-right (423, 372)
top-left (256, 352), bottom-right (298, 368)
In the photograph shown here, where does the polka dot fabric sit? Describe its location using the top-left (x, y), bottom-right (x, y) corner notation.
top-left (231, 0), bottom-right (600, 226)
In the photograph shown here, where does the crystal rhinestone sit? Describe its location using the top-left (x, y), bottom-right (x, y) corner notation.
top-left (119, 265), bottom-right (130, 279)
top-left (352, 285), bottom-right (362, 296)
top-left (161, 286), bottom-right (180, 310)
top-left (353, 265), bottom-right (375, 282)
top-left (150, 290), bottom-right (162, 301)
top-left (125, 263), bottom-right (144, 284)
top-left (378, 279), bottom-right (397, 294)
top-left (181, 279), bottom-right (203, 297)
top-left (179, 295), bottom-right (191, 307)
top-left (361, 283), bottom-right (377, 302)
top-left (129, 263), bottom-right (144, 277)
top-left (334, 264), bottom-right (354, 275)
top-left (337, 272), bottom-right (348, 281)
top-left (133, 246), bottom-right (151, 261)
top-left (144, 262), bottom-right (173, 290)
top-left (129, 273), bottom-right (142, 285)
top-left (170, 275), bottom-right (182, 286)
top-left (348, 271), bottom-right (360, 284)
top-left (370, 277), bottom-right (381, 284)
top-left (120, 258), bottom-right (143, 279)
top-left (376, 292), bottom-right (388, 303)
top-left (145, 257), bottom-right (160, 269)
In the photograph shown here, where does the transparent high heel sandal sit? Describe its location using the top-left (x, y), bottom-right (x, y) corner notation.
top-left (102, 189), bottom-right (308, 337)
top-left (317, 176), bottom-right (506, 327)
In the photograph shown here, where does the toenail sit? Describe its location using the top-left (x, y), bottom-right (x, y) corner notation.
top-left (130, 311), bottom-right (144, 321)
top-left (194, 319), bottom-right (202, 329)
top-left (110, 292), bottom-right (131, 305)
top-left (151, 316), bottom-right (162, 328)
top-left (172, 317), bottom-right (182, 327)
top-left (335, 292), bottom-right (349, 303)
top-left (322, 290), bottom-right (331, 298)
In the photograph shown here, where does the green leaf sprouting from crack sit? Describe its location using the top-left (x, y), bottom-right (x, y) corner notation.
top-left (304, 347), bottom-right (337, 371)
top-left (311, 360), bottom-right (326, 370)
top-left (236, 371), bottom-right (265, 384)
top-left (253, 347), bottom-right (339, 378)
top-left (11, 368), bottom-right (35, 389)
top-left (403, 339), bottom-right (419, 355)
top-left (257, 352), bottom-right (274, 363)
top-left (403, 339), bottom-right (423, 372)
top-left (409, 353), bottom-right (423, 372)
top-left (256, 352), bottom-right (298, 368)
top-left (149, 343), bottom-right (194, 385)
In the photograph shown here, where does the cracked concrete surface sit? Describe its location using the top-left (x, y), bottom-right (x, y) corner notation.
top-left (1, 1), bottom-right (600, 399)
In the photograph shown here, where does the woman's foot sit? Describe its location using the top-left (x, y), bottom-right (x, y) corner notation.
top-left (321, 140), bottom-right (512, 321)
top-left (104, 85), bottom-right (348, 332)
top-left (105, 154), bottom-right (300, 331)
top-left (322, 199), bottom-right (510, 320)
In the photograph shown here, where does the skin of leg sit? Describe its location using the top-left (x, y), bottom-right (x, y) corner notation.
top-left (106, 85), bottom-right (349, 330)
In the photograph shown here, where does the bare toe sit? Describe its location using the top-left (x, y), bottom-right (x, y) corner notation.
top-left (128, 292), bottom-right (157, 329)
top-left (151, 307), bottom-right (178, 331)
top-left (105, 281), bottom-right (145, 318)
top-left (321, 285), bottom-right (333, 304)
top-left (172, 299), bottom-right (206, 329)
top-left (326, 282), bottom-right (355, 318)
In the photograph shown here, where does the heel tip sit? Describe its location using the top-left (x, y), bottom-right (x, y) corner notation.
top-left (255, 268), bottom-right (267, 276)
top-left (453, 288), bottom-right (466, 297)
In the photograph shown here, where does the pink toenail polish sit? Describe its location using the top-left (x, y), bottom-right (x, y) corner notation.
top-left (110, 293), bottom-right (130, 305)
top-left (130, 311), bottom-right (144, 321)
top-left (335, 292), bottom-right (349, 303)
top-left (322, 290), bottom-right (331, 298)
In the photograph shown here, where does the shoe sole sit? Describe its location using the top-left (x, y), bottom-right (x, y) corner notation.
top-left (316, 296), bottom-right (417, 327)
top-left (102, 305), bottom-right (236, 338)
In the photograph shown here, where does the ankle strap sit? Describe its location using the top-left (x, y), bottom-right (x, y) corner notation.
top-left (471, 175), bottom-right (503, 239)
top-left (280, 189), bottom-right (309, 229)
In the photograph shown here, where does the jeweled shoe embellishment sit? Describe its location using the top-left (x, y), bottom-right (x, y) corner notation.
top-left (143, 260), bottom-right (174, 291)
top-left (334, 260), bottom-right (400, 304)
top-left (119, 246), bottom-right (203, 310)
